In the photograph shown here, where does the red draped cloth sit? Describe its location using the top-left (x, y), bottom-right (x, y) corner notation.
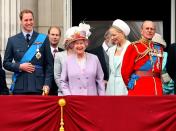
top-left (0, 95), bottom-right (176, 130)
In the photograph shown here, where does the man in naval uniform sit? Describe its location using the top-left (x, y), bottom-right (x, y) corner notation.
top-left (3, 9), bottom-right (53, 95)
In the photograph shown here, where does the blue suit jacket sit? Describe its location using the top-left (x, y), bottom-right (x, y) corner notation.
top-left (3, 31), bottom-right (53, 94)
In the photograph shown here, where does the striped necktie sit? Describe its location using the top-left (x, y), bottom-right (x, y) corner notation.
top-left (53, 49), bottom-right (58, 58)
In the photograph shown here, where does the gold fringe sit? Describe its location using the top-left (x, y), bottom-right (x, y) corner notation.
top-left (132, 38), bottom-right (152, 63)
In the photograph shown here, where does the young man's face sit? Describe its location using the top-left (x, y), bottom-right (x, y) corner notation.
top-left (21, 13), bottom-right (34, 33)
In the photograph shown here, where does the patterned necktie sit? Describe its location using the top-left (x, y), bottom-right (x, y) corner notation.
top-left (26, 34), bottom-right (30, 43)
top-left (53, 49), bottom-right (58, 58)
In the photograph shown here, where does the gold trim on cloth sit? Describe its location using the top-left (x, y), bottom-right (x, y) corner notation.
top-left (58, 98), bottom-right (66, 131)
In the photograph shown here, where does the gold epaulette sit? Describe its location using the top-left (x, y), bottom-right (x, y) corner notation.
top-left (131, 40), bottom-right (150, 63)
top-left (131, 40), bottom-right (140, 46)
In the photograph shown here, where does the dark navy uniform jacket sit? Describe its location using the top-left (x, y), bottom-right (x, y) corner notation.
top-left (3, 31), bottom-right (53, 94)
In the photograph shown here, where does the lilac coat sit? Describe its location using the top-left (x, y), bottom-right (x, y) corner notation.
top-left (60, 53), bottom-right (105, 96)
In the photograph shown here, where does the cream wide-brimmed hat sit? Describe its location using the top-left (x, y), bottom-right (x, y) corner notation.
top-left (64, 23), bottom-right (91, 48)
top-left (112, 19), bottom-right (130, 36)
top-left (152, 33), bottom-right (166, 48)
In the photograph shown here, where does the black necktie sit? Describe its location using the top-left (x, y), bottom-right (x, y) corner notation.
top-left (26, 34), bottom-right (30, 43)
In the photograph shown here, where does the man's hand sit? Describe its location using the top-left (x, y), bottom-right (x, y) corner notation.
top-left (19, 63), bottom-right (35, 73)
top-left (42, 85), bottom-right (50, 96)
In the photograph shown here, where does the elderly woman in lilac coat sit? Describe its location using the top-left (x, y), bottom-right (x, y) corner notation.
top-left (60, 23), bottom-right (105, 96)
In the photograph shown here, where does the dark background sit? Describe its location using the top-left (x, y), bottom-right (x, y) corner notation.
top-left (72, 0), bottom-right (171, 51)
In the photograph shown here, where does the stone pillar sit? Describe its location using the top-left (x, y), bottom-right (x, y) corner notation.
top-left (0, 0), bottom-right (21, 87)
top-left (0, 0), bottom-right (20, 56)
top-left (63, 0), bottom-right (72, 38)
top-left (37, 0), bottom-right (72, 48)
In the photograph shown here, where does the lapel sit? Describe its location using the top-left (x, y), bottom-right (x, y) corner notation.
top-left (99, 46), bottom-right (108, 68)
top-left (113, 40), bottom-right (131, 69)
top-left (29, 31), bottom-right (38, 46)
top-left (84, 53), bottom-right (89, 73)
top-left (17, 32), bottom-right (28, 47)
top-left (17, 31), bottom-right (39, 47)
top-left (58, 47), bottom-right (64, 52)
top-left (100, 46), bottom-right (107, 59)
top-left (70, 54), bottom-right (81, 73)
top-left (71, 53), bottom-right (89, 75)
top-left (109, 46), bottom-right (121, 70)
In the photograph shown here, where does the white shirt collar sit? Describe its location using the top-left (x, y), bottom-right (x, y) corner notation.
top-left (102, 41), bottom-right (109, 52)
top-left (22, 30), bottom-right (33, 39)
top-left (50, 46), bottom-right (58, 56)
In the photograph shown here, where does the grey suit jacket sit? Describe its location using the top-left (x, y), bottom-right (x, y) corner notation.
top-left (3, 31), bottom-right (53, 94)
top-left (54, 51), bottom-right (67, 95)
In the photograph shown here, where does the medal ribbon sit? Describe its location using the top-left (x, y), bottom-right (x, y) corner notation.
top-left (20, 34), bottom-right (46, 62)
top-left (10, 33), bottom-right (47, 93)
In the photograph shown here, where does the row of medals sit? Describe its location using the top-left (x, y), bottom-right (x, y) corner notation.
top-left (149, 47), bottom-right (163, 70)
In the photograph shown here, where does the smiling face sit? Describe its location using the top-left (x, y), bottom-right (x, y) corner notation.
top-left (73, 39), bottom-right (88, 56)
top-left (110, 27), bottom-right (126, 45)
top-left (20, 12), bottom-right (34, 33)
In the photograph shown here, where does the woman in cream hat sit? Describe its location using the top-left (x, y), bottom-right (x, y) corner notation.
top-left (106, 19), bottom-right (131, 95)
top-left (60, 23), bottom-right (105, 96)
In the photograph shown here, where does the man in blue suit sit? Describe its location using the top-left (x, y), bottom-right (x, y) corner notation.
top-left (3, 9), bottom-right (53, 95)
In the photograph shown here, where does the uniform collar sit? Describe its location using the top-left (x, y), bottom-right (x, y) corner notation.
top-left (22, 30), bottom-right (33, 39)
top-left (139, 37), bottom-right (152, 45)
